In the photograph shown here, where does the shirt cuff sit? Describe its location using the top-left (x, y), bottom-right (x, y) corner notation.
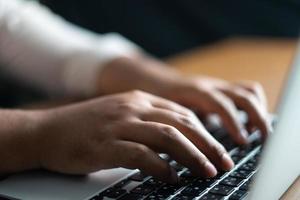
top-left (62, 33), bottom-right (141, 97)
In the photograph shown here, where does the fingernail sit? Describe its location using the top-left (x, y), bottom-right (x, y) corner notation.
top-left (204, 161), bottom-right (217, 177)
top-left (221, 153), bottom-right (234, 171)
top-left (169, 168), bottom-right (178, 184)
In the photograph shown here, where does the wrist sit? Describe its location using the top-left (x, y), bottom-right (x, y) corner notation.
top-left (0, 109), bottom-right (47, 174)
top-left (96, 55), bottom-right (183, 96)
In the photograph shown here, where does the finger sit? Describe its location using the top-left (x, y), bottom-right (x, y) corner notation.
top-left (235, 81), bottom-right (268, 109)
top-left (142, 108), bottom-right (234, 171)
top-left (199, 91), bottom-right (249, 145)
top-left (110, 140), bottom-right (178, 183)
top-left (118, 121), bottom-right (217, 177)
top-left (145, 93), bottom-right (194, 117)
top-left (219, 87), bottom-right (269, 141)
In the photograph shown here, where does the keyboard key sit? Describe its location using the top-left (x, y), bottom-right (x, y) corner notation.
top-left (144, 178), bottom-right (163, 187)
top-left (248, 157), bottom-right (259, 166)
top-left (192, 178), bottom-right (217, 187)
top-left (173, 194), bottom-right (195, 200)
top-left (171, 161), bottom-right (185, 172)
top-left (229, 190), bottom-right (248, 199)
top-left (105, 188), bottom-right (126, 198)
top-left (145, 192), bottom-right (165, 200)
top-left (129, 172), bottom-right (148, 181)
top-left (231, 156), bottom-right (243, 164)
top-left (131, 184), bottom-right (155, 195)
top-left (230, 169), bottom-right (252, 179)
top-left (220, 177), bottom-right (244, 187)
top-left (240, 162), bottom-right (256, 171)
top-left (178, 177), bottom-right (193, 186)
top-left (118, 193), bottom-right (143, 200)
top-left (181, 185), bottom-right (206, 196)
top-left (239, 181), bottom-right (251, 191)
top-left (155, 185), bottom-right (177, 197)
top-left (199, 193), bottom-right (225, 200)
top-left (214, 171), bottom-right (228, 180)
top-left (180, 170), bottom-right (195, 179)
top-left (210, 185), bottom-right (235, 196)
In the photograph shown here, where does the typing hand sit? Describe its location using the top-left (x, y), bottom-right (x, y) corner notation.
top-left (96, 56), bottom-right (271, 145)
top-left (36, 91), bottom-right (233, 183)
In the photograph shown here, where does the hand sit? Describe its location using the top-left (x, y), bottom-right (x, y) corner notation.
top-left (97, 56), bottom-right (271, 145)
top-left (36, 91), bottom-right (234, 183)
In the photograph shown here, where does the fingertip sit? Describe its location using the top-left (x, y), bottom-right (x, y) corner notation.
top-left (221, 153), bottom-right (234, 171)
top-left (204, 161), bottom-right (218, 178)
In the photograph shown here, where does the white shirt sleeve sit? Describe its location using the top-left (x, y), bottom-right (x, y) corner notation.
top-left (0, 0), bottom-right (141, 97)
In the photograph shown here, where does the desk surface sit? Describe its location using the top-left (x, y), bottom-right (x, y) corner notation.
top-left (168, 37), bottom-right (299, 199)
top-left (167, 37), bottom-right (297, 112)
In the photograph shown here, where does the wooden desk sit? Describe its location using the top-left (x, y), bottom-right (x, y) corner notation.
top-left (167, 37), bottom-right (297, 112)
top-left (168, 37), bottom-right (299, 199)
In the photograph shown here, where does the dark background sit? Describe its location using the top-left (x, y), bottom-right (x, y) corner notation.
top-left (43, 0), bottom-right (300, 58)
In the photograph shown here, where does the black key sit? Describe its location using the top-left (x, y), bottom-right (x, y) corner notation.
top-left (178, 177), bottom-right (193, 186)
top-left (239, 181), bottom-right (251, 191)
top-left (171, 161), bottom-right (185, 172)
top-left (240, 162), bottom-right (256, 171)
top-left (214, 171), bottom-right (228, 180)
top-left (145, 192), bottom-right (165, 200)
top-left (180, 170), bottom-right (195, 179)
top-left (247, 157), bottom-right (259, 166)
top-left (230, 169), bottom-right (252, 179)
top-left (229, 190), bottom-right (248, 200)
top-left (173, 194), bottom-right (195, 200)
top-left (231, 156), bottom-right (243, 164)
top-left (144, 178), bottom-right (163, 187)
top-left (105, 188), bottom-right (126, 198)
top-left (199, 193), bottom-right (225, 200)
top-left (220, 177), bottom-right (244, 187)
top-left (181, 185), bottom-right (206, 196)
top-left (129, 172), bottom-right (148, 181)
top-left (131, 184), bottom-right (155, 195)
top-left (210, 185), bottom-right (235, 196)
top-left (156, 185), bottom-right (178, 197)
top-left (192, 178), bottom-right (217, 187)
top-left (118, 193), bottom-right (144, 200)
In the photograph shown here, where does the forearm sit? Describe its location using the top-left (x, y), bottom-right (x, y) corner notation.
top-left (0, 109), bottom-right (41, 174)
top-left (97, 55), bottom-right (182, 97)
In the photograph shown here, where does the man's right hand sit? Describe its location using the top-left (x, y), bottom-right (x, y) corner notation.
top-left (36, 90), bottom-right (234, 183)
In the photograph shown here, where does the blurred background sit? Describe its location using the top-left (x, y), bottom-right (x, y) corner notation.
top-left (42, 0), bottom-right (300, 58)
top-left (1, 0), bottom-right (298, 109)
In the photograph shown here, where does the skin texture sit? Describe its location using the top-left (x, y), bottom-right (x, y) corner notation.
top-left (97, 56), bottom-right (271, 144)
top-left (35, 91), bottom-right (234, 182)
top-left (0, 55), bottom-right (270, 183)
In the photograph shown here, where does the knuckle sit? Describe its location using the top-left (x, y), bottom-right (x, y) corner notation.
top-left (130, 145), bottom-right (149, 162)
top-left (160, 125), bottom-right (180, 142)
top-left (130, 90), bottom-right (146, 97)
top-left (179, 115), bottom-right (197, 130)
top-left (210, 143), bottom-right (227, 157)
top-left (118, 102), bottom-right (137, 112)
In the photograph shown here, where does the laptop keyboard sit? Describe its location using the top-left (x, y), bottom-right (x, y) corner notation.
top-left (88, 128), bottom-right (262, 200)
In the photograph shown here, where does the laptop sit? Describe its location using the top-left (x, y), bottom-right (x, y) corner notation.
top-left (1, 45), bottom-right (300, 200)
